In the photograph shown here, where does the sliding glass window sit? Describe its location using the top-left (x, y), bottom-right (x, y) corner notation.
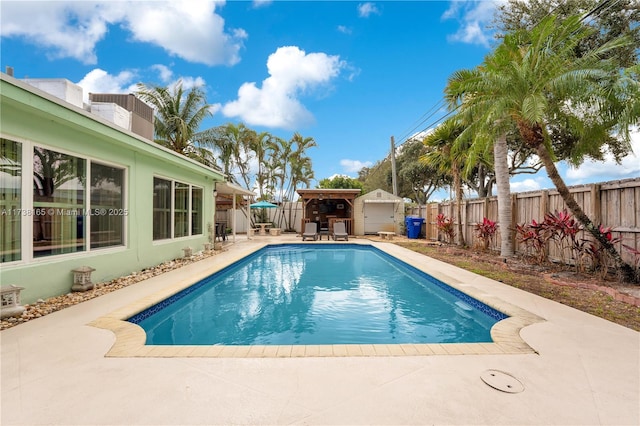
top-left (153, 177), bottom-right (171, 240)
top-left (153, 178), bottom-right (203, 240)
top-left (1, 139), bottom-right (22, 263)
top-left (90, 163), bottom-right (125, 249)
top-left (174, 182), bottom-right (189, 238)
top-left (33, 147), bottom-right (85, 258)
top-left (191, 187), bottom-right (203, 236)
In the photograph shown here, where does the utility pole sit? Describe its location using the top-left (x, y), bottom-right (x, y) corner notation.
top-left (390, 136), bottom-right (398, 196)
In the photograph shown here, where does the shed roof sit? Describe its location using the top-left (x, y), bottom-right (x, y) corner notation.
top-left (297, 189), bottom-right (361, 200)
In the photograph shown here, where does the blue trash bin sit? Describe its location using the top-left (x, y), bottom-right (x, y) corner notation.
top-left (407, 217), bottom-right (425, 239)
top-left (404, 216), bottom-right (415, 237)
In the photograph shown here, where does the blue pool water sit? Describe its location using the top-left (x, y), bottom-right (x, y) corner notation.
top-left (129, 244), bottom-right (507, 345)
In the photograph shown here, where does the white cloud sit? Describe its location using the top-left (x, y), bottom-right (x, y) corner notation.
top-left (510, 178), bottom-right (542, 193)
top-left (566, 129), bottom-right (640, 183)
top-left (358, 3), bottom-right (380, 18)
top-left (442, 0), bottom-right (499, 48)
top-left (337, 25), bottom-right (352, 35)
top-left (252, 0), bottom-right (273, 8)
top-left (340, 159), bottom-right (373, 173)
top-left (0, 1), bottom-right (246, 66)
top-left (151, 64), bottom-right (174, 83)
top-left (222, 46), bottom-right (345, 129)
top-left (174, 76), bottom-right (207, 91)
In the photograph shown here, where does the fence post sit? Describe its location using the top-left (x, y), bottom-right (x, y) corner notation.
top-left (463, 199), bottom-right (468, 246)
top-left (591, 184), bottom-right (601, 226)
top-left (483, 197), bottom-right (489, 219)
top-left (540, 190), bottom-right (549, 257)
top-left (511, 193), bottom-right (518, 253)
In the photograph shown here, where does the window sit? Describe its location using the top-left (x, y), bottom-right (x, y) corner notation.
top-left (153, 178), bottom-right (203, 240)
top-left (191, 187), bottom-right (203, 235)
top-left (91, 163), bottom-right (124, 249)
top-left (1, 139), bottom-right (22, 262)
top-left (174, 182), bottom-right (189, 238)
top-left (153, 177), bottom-right (171, 240)
top-left (33, 147), bottom-right (86, 258)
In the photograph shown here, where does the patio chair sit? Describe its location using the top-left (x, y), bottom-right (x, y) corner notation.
top-left (302, 222), bottom-right (318, 241)
top-left (332, 222), bottom-right (348, 241)
top-left (215, 223), bottom-right (227, 242)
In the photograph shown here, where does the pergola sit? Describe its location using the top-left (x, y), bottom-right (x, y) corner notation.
top-left (214, 181), bottom-right (255, 242)
top-left (296, 188), bottom-right (361, 235)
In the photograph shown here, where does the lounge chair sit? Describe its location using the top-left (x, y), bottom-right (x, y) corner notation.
top-left (302, 222), bottom-right (318, 241)
top-left (332, 222), bottom-right (348, 241)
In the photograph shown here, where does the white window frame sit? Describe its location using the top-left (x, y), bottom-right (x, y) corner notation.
top-left (152, 175), bottom-right (203, 242)
top-left (1, 136), bottom-right (128, 265)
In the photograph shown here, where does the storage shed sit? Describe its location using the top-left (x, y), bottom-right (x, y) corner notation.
top-left (354, 189), bottom-right (404, 235)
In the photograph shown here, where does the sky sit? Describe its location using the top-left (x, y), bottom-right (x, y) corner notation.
top-left (1, 0), bottom-right (638, 200)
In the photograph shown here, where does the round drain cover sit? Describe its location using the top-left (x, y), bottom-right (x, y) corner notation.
top-left (480, 369), bottom-right (524, 393)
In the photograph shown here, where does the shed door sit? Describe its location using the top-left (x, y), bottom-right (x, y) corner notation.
top-left (364, 203), bottom-right (395, 234)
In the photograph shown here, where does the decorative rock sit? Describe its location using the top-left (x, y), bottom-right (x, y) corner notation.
top-left (0, 247), bottom-right (225, 331)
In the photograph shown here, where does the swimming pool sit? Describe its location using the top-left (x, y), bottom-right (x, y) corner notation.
top-left (129, 244), bottom-right (508, 345)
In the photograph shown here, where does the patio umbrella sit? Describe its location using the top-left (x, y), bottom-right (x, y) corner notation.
top-left (250, 201), bottom-right (278, 208)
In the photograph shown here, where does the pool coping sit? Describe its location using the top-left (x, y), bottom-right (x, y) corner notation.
top-left (89, 240), bottom-right (545, 358)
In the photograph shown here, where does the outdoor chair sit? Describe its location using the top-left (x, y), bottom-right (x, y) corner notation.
top-left (215, 223), bottom-right (227, 242)
top-left (302, 222), bottom-right (318, 241)
top-left (332, 222), bottom-right (348, 241)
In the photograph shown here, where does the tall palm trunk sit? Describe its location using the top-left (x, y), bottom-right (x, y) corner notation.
top-left (535, 145), bottom-right (636, 281)
top-left (494, 133), bottom-right (514, 258)
top-left (453, 165), bottom-right (466, 246)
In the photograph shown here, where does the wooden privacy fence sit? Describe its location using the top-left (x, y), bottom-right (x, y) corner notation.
top-left (406, 177), bottom-right (640, 265)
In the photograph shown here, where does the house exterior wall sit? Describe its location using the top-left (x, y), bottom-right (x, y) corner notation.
top-left (0, 75), bottom-right (224, 304)
top-left (354, 189), bottom-right (404, 235)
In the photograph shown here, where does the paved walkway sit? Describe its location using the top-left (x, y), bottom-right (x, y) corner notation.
top-left (2, 235), bottom-right (639, 425)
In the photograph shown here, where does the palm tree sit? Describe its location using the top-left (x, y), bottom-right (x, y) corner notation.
top-left (447, 14), bottom-right (639, 279)
top-left (204, 123), bottom-right (257, 188)
top-left (252, 131), bottom-right (273, 199)
top-left (421, 118), bottom-right (467, 246)
top-left (286, 153), bottom-right (315, 231)
top-left (135, 81), bottom-right (215, 166)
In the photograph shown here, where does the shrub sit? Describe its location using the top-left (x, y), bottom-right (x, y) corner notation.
top-left (474, 217), bottom-right (497, 250)
top-left (622, 244), bottom-right (640, 282)
top-left (515, 219), bottom-right (549, 265)
top-left (583, 225), bottom-right (622, 278)
top-left (436, 213), bottom-right (456, 244)
top-left (543, 210), bottom-right (582, 266)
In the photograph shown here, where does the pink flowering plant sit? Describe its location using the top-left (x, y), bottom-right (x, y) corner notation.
top-left (474, 217), bottom-right (497, 250)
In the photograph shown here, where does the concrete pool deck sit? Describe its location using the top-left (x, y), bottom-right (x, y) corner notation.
top-left (2, 234), bottom-right (639, 425)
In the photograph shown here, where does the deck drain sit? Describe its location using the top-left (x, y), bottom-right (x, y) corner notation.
top-left (480, 369), bottom-right (524, 393)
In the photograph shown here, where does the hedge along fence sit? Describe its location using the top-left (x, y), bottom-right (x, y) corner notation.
top-left (407, 177), bottom-right (640, 266)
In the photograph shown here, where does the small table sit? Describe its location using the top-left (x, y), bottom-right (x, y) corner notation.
top-left (377, 231), bottom-right (395, 240)
top-left (255, 223), bottom-right (272, 236)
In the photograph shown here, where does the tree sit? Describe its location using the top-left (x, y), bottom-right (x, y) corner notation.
top-left (494, 0), bottom-right (639, 68)
top-left (282, 133), bottom-right (316, 230)
top-left (421, 118), bottom-right (467, 246)
top-left (450, 15), bottom-right (640, 279)
top-left (494, 0), bottom-right (639, 165)
top-left (203, 123), bottom-right (257, 188)
top-left (135, 81), bottom-right (215, 166)
top-left (318, 175), bottom-right (364, 190)
top-left (252, 131), bottom-right (273, 199)
top-left (358, 160), bottom-right (393, 195)
top-left (396, 138), bottom-right (450, 204)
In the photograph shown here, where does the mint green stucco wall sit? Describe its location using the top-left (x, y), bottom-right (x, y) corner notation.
top-left (0, 77), bottom-right (224, 304)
